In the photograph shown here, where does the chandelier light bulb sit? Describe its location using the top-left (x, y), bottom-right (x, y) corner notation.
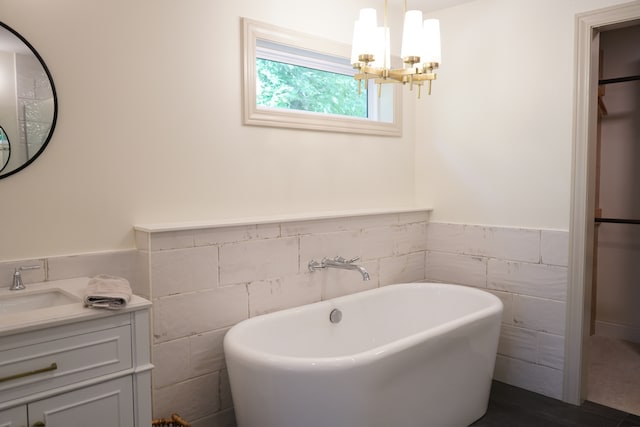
top-left (422, 19), bottom-right (442, 65)
top-left (401, 10), bottom-right (424, 62)
top-left (351, 8), bottom-right (379, 62)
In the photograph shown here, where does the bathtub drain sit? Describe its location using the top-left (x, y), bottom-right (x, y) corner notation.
top-left (329, 309), bottom-right (342, 324)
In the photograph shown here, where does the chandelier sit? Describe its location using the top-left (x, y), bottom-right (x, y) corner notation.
top-left (351, 0), bottom-right (441, 98)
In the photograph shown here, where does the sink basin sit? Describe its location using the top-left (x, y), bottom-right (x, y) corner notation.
top-left (0, 289), bottom-right (80, 315)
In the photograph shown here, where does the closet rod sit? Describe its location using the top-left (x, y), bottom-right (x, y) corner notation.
top-left (595, 217), bottom-right (640, 225)
top-left (598, 75), bottom-right (640, 85)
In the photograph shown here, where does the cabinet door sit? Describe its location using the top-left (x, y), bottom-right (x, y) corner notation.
top-left (0, 405), bottom-right (27, 427)
top-left (0, 406), bottom-right (27, 427)
top-left (28, 376), bottom-right (133, 427)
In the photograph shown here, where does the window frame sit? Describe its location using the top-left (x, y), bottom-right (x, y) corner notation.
top-left (242, 18), bottom-right (402, 137)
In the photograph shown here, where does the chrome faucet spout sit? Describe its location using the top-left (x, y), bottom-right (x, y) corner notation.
top-left (308, 256), bottom-right (370, 281)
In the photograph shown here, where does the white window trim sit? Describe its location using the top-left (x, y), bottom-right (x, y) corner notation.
top-left (256, 41), bottom-right (352, 76)
top-left (242, 18), bottom-right (402, 137)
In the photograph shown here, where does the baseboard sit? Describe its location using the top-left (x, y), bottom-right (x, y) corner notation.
top-left (595, 320), bottom-right (640, 343)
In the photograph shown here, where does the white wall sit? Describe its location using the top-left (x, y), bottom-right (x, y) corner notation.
top-left (415, 0), bottom-right (631, 230)
top-left (0, 0), bottom-right (416, 261)
top-left (0, 0), bottom-right (634, 261)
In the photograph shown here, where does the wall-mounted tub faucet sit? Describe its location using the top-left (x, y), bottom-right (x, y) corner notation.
top-left (308, 256), bottom-right (370, 281)
top-left (10, 265), bottom-right (41, 291)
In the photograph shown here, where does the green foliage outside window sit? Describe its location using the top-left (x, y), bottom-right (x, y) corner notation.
top-left (256, 58), bottom-right (368, 118)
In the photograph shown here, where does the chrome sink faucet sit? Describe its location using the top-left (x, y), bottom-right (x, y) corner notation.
top-left (308, 256), bottom-right (370, 281)
top-left (10, 265), bottom-right (41, 290)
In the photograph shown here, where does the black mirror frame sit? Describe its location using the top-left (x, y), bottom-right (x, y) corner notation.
top-left (0, 21), bottom-right (58, 180)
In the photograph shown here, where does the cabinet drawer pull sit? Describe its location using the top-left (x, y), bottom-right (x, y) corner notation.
top-left (0, 362), bottom-right (58, 383)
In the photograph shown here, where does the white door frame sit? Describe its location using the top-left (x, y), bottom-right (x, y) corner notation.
top-left (565, 0), bottom-right (640, 405)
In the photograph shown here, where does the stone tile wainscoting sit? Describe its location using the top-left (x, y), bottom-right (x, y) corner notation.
top-left (0, 212), bottom-right (569, 427)
top-left (134, 209), bottom-right (431, 427)
top-left (425, 223), bottom-right (569, 399)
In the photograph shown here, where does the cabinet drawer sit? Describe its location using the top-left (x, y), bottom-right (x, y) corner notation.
top-left (0, 325), bottom-right (132, 403)
top-left (29, 376), bottom-right (134, 427)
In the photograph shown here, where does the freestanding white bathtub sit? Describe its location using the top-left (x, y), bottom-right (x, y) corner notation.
top-left (224, 282), bottom-right (503, 427)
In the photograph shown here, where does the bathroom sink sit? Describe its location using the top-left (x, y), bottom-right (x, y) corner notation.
top-left (0, 289), bottom-right (80, 315)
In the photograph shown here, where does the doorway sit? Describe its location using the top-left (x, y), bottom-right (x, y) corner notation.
top-left (588, 22), bottom-right (640, 414)
top-left (566, 1), bottom-right (640, 408)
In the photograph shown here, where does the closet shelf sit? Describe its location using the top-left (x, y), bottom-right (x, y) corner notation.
top-left (598, 75), bottom-right (640, 85)
top-left (595, 217), bottom-right (640, 225)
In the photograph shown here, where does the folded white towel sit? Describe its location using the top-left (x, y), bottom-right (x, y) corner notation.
top-left (84, 274), bottom-right (132, 310)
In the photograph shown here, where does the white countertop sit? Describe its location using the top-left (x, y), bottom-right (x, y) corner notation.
top-left (0, 277), bottom-right (152, 337)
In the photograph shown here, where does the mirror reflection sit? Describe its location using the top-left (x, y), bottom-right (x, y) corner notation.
top-left (0, 126), bottom-right (9, 172)
top-left (0, 22), bottom-right (56, 179)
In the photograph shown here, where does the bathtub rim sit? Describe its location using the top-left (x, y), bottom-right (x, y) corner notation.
top-left (224, 282), bottom-right (503, 371)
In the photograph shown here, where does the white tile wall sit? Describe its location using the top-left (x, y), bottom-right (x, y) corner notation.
top-left (425, 222), bottom-right (569, 400)
top-left (153, 286), bottom-right (248, 343)
top-left (139, 211), bottom-right (431, 425)
top-left (487, 260), bottom-right (567, 301)
top-left (150, 246), bottom-right (219, 297)
top-left (425, 251), bottom-right (487, 287)
top-left (538, 333), bottom-right (565, 370)
top-left (513, 295), bottom-right (566, 335)
top-left (299, 230), bottom-right (362, 264)
top-left (379, 252), bottom-right (426, 286)
top-left (541, 230), bottom-right (570, 266)
top-left (190, 328), bottom-right (228, 376)
top-left (494, 355), bottom-right (564, 399)
top-left (153, 338), bottom-right (191, 388)
top-left (248, 274), bottom-right (321, 317)
top-left (196, 224), bottom-right (280, 247)
top-left (147, 230), bottom-right (196, 251)
top-left (219, 237), bottom-right (299, 285)
top-left (152, 372), bottom-right (220, 420)
top-left (497, 325), bottom-right (538, 364)
top-left (281, 218), bottom-right (355, 236)
top-left (0, 214), bottom-right (570, 425)
top-left (426, 223), bottom-right (541, 263)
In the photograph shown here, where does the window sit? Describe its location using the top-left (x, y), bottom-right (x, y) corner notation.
top-left (256, 41), bottom-right (367, 118)
top-left (242, 18), bottom-right (401, 136)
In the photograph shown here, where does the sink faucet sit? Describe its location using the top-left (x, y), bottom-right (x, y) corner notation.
top-left (10, 265), bottom-right (41, 291)
top-left (308, 256), bottom-right (370, 281)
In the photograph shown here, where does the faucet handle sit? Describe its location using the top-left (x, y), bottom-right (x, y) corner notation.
top-left (345, 256), bottom-right (360, 263)
top-left (308, 259), bottom-right (324, 271)
top-left (10, 265), bottom-right (41, 291)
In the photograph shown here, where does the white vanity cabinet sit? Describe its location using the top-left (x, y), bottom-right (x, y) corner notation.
top-left (0, 307), bottom-right (152, 427)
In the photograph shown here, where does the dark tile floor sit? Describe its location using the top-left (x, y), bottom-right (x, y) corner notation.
top-left (471, 381), bottom-right (640, 427)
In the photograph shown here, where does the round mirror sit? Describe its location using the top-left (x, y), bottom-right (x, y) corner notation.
top-left (0, 21), bottom-right (57, 179)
